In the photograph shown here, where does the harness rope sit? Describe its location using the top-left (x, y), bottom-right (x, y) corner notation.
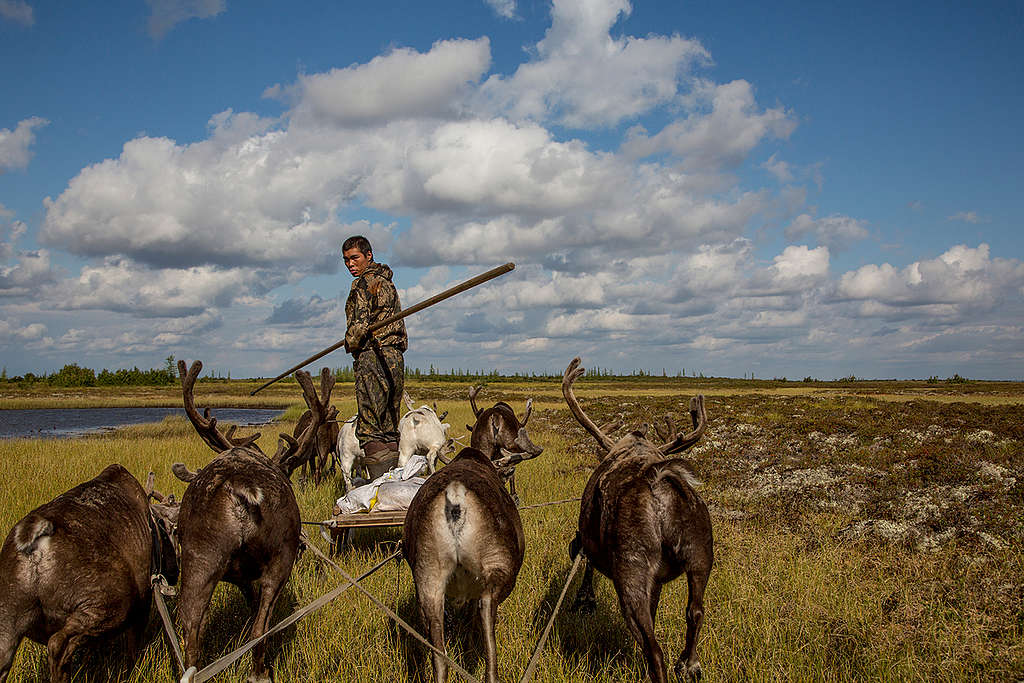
top-left (151, 575), bottom-right (186, 675)
top-left (168, 546), bottom-right (398, 683)
top-left (164, 494), bottom-right (581, 682)
top-left (148, 511), bottom-right (187, 676)
top-left (301, 535), bottom-right (483, 683)
top-left (517, 552), bottom-right (585, 683)
top-left (300, 495), bottom-right (582, 529)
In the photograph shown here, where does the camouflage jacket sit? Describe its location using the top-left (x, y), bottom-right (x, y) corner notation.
top-left (345, 262), bottom-right (408, 352)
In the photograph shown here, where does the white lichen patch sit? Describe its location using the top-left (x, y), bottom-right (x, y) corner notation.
top-left (966, 429), bottom-right (996, 443)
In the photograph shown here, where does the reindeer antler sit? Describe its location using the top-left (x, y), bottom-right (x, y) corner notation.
top-left (493, 427), bottom-right (544, 469)
top-left (562, 357), bottom-right (615, 452)
top-left (468, 385), bottom-right (483, 418)
top-left (274, 367), bottom-right (335, 475)
top-left (144, 470), bottom-right (173, 503)
top-left (520, 398), bottom-right (533, 427)
top-left (653, 414), bottom-right (675, 443)
top-left (659, 395), bottom-right (707, 455)
top-left (179, 360), bottom-right (263, 454)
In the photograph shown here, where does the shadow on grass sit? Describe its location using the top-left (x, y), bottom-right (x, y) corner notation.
top-left (331, 525), bottom-right (405, 554)
top-left (11, 625), bottom-right (156, 683)
top-left (529, 560), bottom-right (640, 679)
top-left (2, 580), bottom-right (301, 683)
top-left (386, 588), bottom-right (489, 683)
top-left (176, 579), bottom-right (300, 679)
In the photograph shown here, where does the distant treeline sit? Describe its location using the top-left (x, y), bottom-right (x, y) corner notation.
top-left (1, 359), bottom-right (975, 386)
top-left (2, 359), bottom-right (707, 388)
top-left (1, 357), bottom-right (179, 387)
top-left (324, 364), bottom-right (707, 383)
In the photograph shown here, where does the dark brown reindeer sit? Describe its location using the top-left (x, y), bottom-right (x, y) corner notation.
top-left (172, 360), bottom-right (334, 683)
top-left (562, 357), bottom-right (712, 683)
top-left (292, 406), bottom-right (340, 485)
top-left (467, 385), bottom-right (542, 502)
top-left (0, 464), bottom-right (179, 683)
top-left (403, 441), bottom-right (543, 683)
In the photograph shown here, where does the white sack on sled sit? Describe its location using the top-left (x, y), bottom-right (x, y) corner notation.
top-left (334, 455), bottom-right (429, 514)
top-left (373, 478), bottom-right (427, 512)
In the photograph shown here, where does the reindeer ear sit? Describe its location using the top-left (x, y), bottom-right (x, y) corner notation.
top-left (172, 462), bottom-right (197, 483)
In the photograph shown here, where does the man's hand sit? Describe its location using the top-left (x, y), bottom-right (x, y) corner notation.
top-left (345, 322), bottom-right (370, 353)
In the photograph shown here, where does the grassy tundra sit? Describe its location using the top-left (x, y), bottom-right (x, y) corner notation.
top-left (0, 377), bottom-right (1021, 682)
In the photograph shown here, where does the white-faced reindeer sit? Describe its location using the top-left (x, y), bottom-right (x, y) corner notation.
top-left (398, 395), bottom-right (453, 474)
top-left (336, 415), bottom-right (362, 491)
top-left (467, 386), bottom-right (542, 502)
top-left (172, 360), bottom-right (334, 683)
top-left (403, 441), bottom-right (542, 683)
top-left (562, 358), bottom-right (712, 683)
top-left (0, 464), bottom-right (179, 683)
top-left (336, 399), bottom-right (453, 490)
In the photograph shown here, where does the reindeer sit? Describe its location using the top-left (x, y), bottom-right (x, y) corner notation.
top-left (467, 385), bottom-right (542, 502)
top-left (172, 360), bottom-right (334, 683)
top-left (336, 399), bottom-right (453, 490)
top-left (292, 407), bottom-right (341, 486)
top-left (0, 464), bottom-right (178, 683)
top-left (402, 442), bottom-right (543, 683)
top-left (562, 357), bottom-right (712, 683)
top-left (398, 395), bottom-right (453, 474)
top-left (336, 415), bottom-right (363, 492)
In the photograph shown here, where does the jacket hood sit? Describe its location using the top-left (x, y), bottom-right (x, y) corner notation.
top-left (364, 262), bottom-right (393, 280)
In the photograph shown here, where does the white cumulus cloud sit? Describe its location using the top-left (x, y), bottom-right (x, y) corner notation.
top-left (147, 0), bottom-right (225, 39)
top-left (48, 258), bottom-right (265, 317)
top-left (622, 80), bottom-right (796, 170)
top-left (785, 213), bottom-right (869, 251)
top-left (283, 39), bottom-right (491, 127)
top-left (0, 0), bottom-right (33, 26)
top-left (477, 0), bottom-right (708, 128)
top-left (837, 244), bottom-right (1024, 320)
top-left (0, 116), bottom-right (48, 172)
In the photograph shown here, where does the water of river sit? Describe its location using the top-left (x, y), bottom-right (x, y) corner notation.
top-left (0, 407), bottom-right (284, 439)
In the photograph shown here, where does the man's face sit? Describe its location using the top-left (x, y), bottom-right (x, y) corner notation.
top-left (343, 247), bottom-right (372, 277)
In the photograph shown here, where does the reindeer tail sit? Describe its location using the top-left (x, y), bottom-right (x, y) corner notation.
top-left (14, 514), bottom-right (54, 554)
top-left (443, 481), bottom-right (468, 534)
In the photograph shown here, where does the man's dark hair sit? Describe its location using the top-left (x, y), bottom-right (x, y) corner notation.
top-left (342, 235), bottom-right (373, 256)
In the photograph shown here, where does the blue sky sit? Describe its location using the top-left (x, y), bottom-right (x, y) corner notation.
top-left (1, 0), bottom-right (1022, 380)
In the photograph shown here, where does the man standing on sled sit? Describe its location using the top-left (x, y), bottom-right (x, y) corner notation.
top-left (342, 235), bottom-right (407, 477)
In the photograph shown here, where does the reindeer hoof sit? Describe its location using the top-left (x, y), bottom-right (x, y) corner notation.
top-left (246, 674), bottom-right (273, 683)
top-left (571, 594), bottom-right (597, 614)
top-left (180, 667), bottom-right (197, 683)
top-left (674, 660), bottom-right (702, 682)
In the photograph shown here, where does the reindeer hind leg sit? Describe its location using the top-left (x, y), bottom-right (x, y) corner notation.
top-left (417, 580), bottom-right (449, 683)
top-left (46, 624), bottom-right (89, 683)
top-left (478, 594), bottom-right (499, 683)
top-left (0, 619), bottom-right (23, 683)
top-left (615, 570), bottom-right (668, 683)
top-left (246, 580), bottom-right (286, 683)
top-left (570, 560), bottom-right (597, 614)
top-left (177, 568), bottom-right (220, 672)
top-left (673, 567), bottom-right (709, 682)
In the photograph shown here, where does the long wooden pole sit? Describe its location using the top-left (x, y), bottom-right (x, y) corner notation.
top-left (250, 262), bottom-right (515, 395)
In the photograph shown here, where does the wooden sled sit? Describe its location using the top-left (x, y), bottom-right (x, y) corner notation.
top-left (327, 509), bottom-right (407, 554)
